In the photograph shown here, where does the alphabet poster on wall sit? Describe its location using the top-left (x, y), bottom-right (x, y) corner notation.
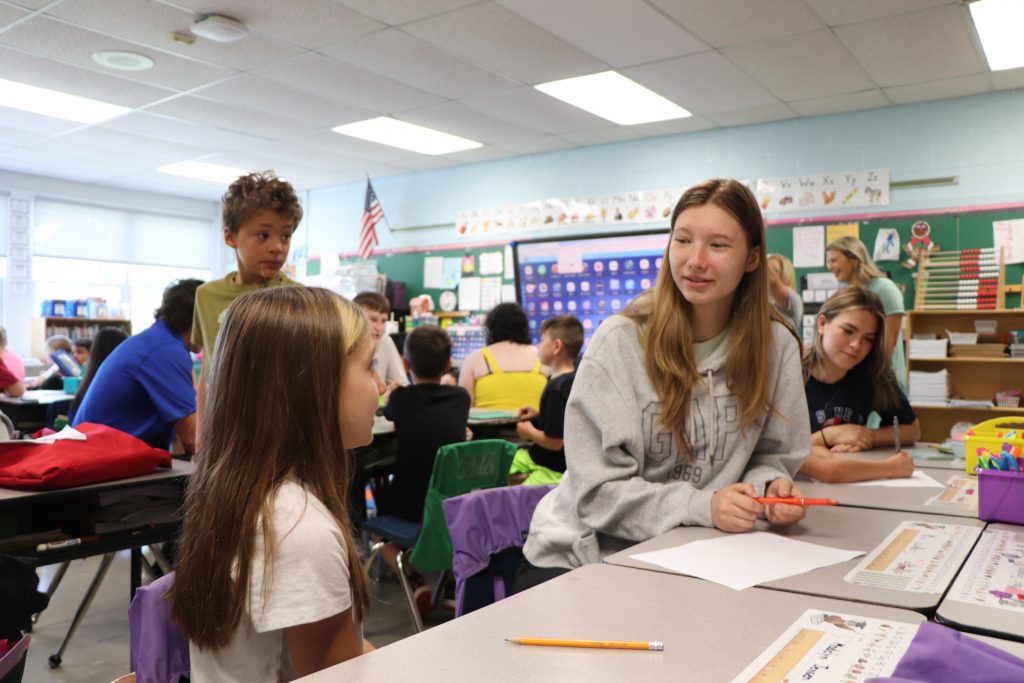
top-left (756, 169), bottom-right (890, 213)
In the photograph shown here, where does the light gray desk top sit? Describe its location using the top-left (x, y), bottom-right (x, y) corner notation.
top-left (937, 523), bottom-right (1024, 642)
top-left (0, 389), bottom-right (72, 405)
top-left (796, 466), bottom-right (979, 518)
top-left (0, 459), bottom-right (193, 504)
top-left (295, 563), bottom-right (931, 682)
top-left (604, 506), bottom-right (985, 611)
top-left (848, 444), bottom-right (965, 471)
top-left (372, 415), bottom-right (395, 436)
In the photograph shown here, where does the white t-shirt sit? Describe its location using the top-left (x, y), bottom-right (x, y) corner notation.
top-left (374, 334), bottom-right (409, 386)
top-left (189, 481), bottom-right (358, 683)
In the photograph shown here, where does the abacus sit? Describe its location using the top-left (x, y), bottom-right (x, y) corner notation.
top-left (914, 247), bottom-right (1006, 310)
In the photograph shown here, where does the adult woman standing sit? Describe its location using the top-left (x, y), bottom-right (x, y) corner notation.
top-left (458, 303), bottom-right (548, 411)
top-left (767, 253), bottom-right (802, 334)
top-left (826, 236), bottom-right (907, 391)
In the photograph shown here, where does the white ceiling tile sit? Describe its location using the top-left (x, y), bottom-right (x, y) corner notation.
top-left (835, 5), bottom-right (986, 87)
top-left (789, 89), bottom-right (890, 117)
top-left (459, 86), bottom-right (608, 135)
top-left (0, 147), bottom-right (149, 181)
top-left (403, 2), bottom-right (608, 84)
top-left (98, 112), bottom-right (269, 153)
top-left (0, 16), bottom-right (235, 91)
top-left (2, 0), bottom-right (50, 9)
top-left (399, 146), bottom-right (515, 171)
top-left (0, 46), bottom-right (176, 106)
top-left (331, 0), bottom-right (478, 26)
top-left (35, 127), bottom-right (214, 164)
top-left (167, 0), bottom-right (384, 48)
top-left (290, 130), bottom-right (427, 166)
top-left (497, 0), bottom-right (706, 68)
top-left (47, 0), bottom-right (305, 71)
top-left (991, 67), bottom-right (1024, 91)
top-left (251, 52), bottom-right (444, 113)
top-left (396, 102), bottom-right (546, 144)
top-left (706, 103), bottom-right (800, 128)
top-left (191, 75), bottom-right (373, 128)
top-left (103, 170), bottom-right (227, 200)
top-left (885, 75), bottom-right (992, 105)
top-left (625, 51), bottom-right (778, 114)
top-left (0, 123), bottom-right (56, 145)
top-left (805, 0), bottom-right (955, 27)
top-left (629, 115), bottom-right (717, 138)
top-left (558, 127), bottom-right (644, 146)
top-left (495, 136), bottom-right (575, 155)
top-left (651, 0), bottom-right (824, 48)
top-left (320, 28), bottom-right (520, 101)
top-left (0, 106), bottom-right (90, 136)
top-left (145, 96), bottom-right (322, 139)
top-left (723, 30), bottom-right (875, 101)
top-left (0, 2), bottom-right (28, 25)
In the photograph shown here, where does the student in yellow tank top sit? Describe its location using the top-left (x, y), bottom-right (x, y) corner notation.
top-left (458, 303), bottom-right (548, 411)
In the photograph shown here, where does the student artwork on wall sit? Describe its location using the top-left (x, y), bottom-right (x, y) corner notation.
top-left (874, 229), bottom-right (901, 261)
top-left (993, 218), bottom-right (1024, 264)
top-left (826, 222), bottom-right (860, 244)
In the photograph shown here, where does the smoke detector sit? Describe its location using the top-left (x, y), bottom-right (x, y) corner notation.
top-left (190, 14), bottom-right (248, 43)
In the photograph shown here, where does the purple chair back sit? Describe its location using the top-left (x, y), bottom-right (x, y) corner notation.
top-left (128, 572), bottom-right (189, 683)
top-left (443, 484), bottom-right (554, 616)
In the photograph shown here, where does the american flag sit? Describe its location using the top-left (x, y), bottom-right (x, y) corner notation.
top-left (359, 179), bottom-right (383, 259)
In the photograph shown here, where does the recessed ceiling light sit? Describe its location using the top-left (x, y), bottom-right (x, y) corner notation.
top-left (535, 71), bottom-right (691, 126)
top-left (0, 78), bottom-right (130, 124)
top-left (191, 14), bottom-right (249, 43)
top-left (969, 0), bottom-right (1024, 71)
top-left (332, 116), bottom-right (482, 155)
top-left (157, 160), bottom-right (248, 184)
top-left (92, 51), bottom-right (154, 72)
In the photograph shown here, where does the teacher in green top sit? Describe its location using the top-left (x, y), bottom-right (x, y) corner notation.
top-left (825, 236), bottom-right (907, 392)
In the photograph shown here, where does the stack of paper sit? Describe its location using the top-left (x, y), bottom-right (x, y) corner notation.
top-left (909, 369), bottom-right (949, 406)
top-left (908, 338), bottom-right (948, 359)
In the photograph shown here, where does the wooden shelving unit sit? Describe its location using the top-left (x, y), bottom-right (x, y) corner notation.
top-left (907, 309), bottom-right (1024, 442)
top-left (31, 317), bottom-right (132, 359)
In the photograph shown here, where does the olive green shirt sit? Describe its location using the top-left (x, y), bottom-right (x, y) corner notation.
top-left (191, 271), bottom-right (300, 361)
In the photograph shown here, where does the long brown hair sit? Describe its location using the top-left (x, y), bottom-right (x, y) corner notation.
top-left (804, 286), bottom-right (901, 412)
top-left (171, 287), bottom-right (370, 649)
top-left (624, 178), bottom-right (796, 459)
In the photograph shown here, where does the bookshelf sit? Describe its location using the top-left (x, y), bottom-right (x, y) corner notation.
top-left (907, 310), bottom-right (1024, 442)
top-left (31, 317), bottom-right (132, 359)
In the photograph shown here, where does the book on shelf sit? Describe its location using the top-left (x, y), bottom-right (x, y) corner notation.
top-left (947, 343), bottom-right (1008, 358)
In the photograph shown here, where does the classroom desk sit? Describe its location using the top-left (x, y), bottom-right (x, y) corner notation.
top-left (372, 414), bottom-right (395, 436)
top-left (0, 460), bottom-right (193, 597)
top-left (796, 466), bottom-right (978, 518)
top-left (936, 523), bottom-right (1024, 642)
top-left (604, 506), bottom-right (986, 612)
top-left (296, 563), bottom-right (936, 681)
top-left (0, 390), bottom-right (72, 430)
top-left (844, 443), bottom-right (965, 471)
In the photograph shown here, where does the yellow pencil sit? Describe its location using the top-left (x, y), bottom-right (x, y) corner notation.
top-left (506, 638), bottom-right (664, 651)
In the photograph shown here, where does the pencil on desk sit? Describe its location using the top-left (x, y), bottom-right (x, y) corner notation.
top-left (894, 415), bottom-right (901, 452)
top-left (753, 497), bottom-right (838, 506)
top-left (506, 638), bottom-right (664, 651)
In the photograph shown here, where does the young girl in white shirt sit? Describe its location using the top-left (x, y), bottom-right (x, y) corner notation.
top-left (171, 287), bottom-right (382, 682)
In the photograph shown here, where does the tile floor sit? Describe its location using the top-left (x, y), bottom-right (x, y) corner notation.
top-left (21, 551), bottom-right (447, 682)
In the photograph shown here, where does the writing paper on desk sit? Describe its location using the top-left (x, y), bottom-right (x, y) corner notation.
top-left (947, 528), bottom-right (1024, 612)
top-left (629, 531), bottom-right (863, 591)
top-left (844, 521), bottom-right (981, 593)
top-left (729, 608), bottom-right (917, 683)
top-left (924, 474), bottom-right (978, 512)
top-left (844, 470), bottom-right (944, 488)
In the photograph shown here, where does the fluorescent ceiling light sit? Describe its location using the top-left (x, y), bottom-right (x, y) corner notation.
top-left (970, 0), bottom-right (1024, 71)
top-left (535, 71), bottom-right (691, 126)
top-left (158, 160), bottom-right (247, 184)
top-left (332, 116), bottom-right (482, 155)
top-left (0, 78), bottom-right (130, 124)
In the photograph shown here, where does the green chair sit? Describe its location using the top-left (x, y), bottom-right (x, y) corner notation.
top-left (363, 439), bottom-right (517, 632)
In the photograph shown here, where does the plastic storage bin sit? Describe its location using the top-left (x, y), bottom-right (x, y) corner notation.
top-left (964, 417), bottom-right (1024, 473)
top-left (977, 469), bottom-right (1024, 525)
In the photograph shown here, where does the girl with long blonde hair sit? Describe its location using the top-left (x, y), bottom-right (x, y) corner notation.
top-left (171, 287), bottom-right (381, 682)
top-left (517, 179), bottom-right (811, 590)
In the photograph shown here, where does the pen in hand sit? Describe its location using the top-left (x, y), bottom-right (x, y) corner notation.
top-left (894, 415), bottom-right (901, 453)
top-left (753, 497), bottom-right (838, 506)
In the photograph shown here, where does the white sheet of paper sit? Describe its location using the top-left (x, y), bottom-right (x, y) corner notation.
top-left (458, 277), bottom-right (481, 311)
top-left (478, 251), bottom-right (504, 275)
top-left (479, 276), bottom-right (502, 311)
top-left (423, 256), bottom-right (444, 289)
top-left (993, 218), bottom-right (1024, 264)
top-left (845, 470), bottom-right (944, 488)
top-left (504, 244), bottom-right (515, 279)
top-left (0, 425), bottom-right (88, 445)
top-left (501, 283), bottom-right (517, 303)
top-left (792, 225), bottom-right (825, 267)
top-left (630, 531), bottom-right (863, 591)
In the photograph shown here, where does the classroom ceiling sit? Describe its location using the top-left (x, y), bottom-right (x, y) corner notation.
top-left (0, 0), bottom-right (1021, 201)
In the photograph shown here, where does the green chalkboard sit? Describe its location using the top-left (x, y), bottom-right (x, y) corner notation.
top-left (767, 207), bottom-right (1024, 310)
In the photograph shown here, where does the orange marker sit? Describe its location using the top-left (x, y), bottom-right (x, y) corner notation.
top-left (754, 497), bottom-right (838, 506)
top-left (506, 638), bottom-right (663, 651)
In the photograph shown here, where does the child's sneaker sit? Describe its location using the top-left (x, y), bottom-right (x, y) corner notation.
top-left (410, 573), bottom-right (432, 617)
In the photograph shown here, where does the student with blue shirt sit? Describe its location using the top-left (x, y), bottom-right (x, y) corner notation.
top-left (72, 279), bottom-right (202, 453)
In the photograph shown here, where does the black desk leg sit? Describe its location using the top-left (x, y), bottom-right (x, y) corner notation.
top-left (130, 547), bottom-right (142, 599)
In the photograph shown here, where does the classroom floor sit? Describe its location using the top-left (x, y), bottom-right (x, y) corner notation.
top-left (21, 550), bottom-right (451, 683)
